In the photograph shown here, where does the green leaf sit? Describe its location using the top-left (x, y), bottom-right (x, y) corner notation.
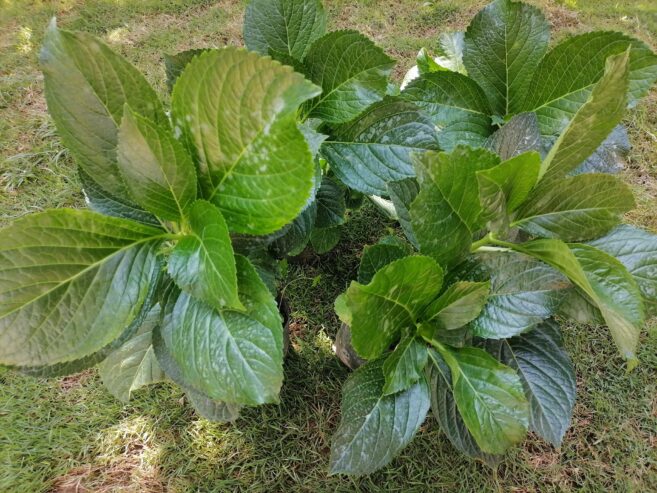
top-left (571, 124), bottom-right (630, 175)
top-left (334, 293), bottom-right (352, 326)
top-left (387, 178), bottom-right (420, 248)
top-left (171, 47), bottom-right (321, 235)
top-left (589, 225), bottom-right (657, 317)
top-left (358, 243), bottom-right (407, 284)
top-left (427, 349), bottom-right (501, 464)
top-left (463, 0), bottom-right (550, 116)
top-left (161, 256), bottom-right (283, 405)
top-left (400, 72), bottom-right (493, 151)
top-left (0, 210), bottom-right (164, 367)
top-left (422, 281), bottom-right (490, 332)
top-left (167, 200), bottom-right (241, 310)
top-left (512, 239), bottom-right (644, 365)
top-left (410, 147), bottom-right (500, 267)
top-left (514, 174), bottom-right (635, 241)
top-left (485, 113), bottom-right (542, 161)
top-left (186, 387), bottom-right (242, 423)
top-left (469, 251), bottom-right (569, 339)
top-left (164, 49), bottom-right (210, 93)
top-left (243, 0), bottom-right (326, 61)
top-left (303, 30), bottom-right (395, 124)
top-left (416, 47), bottom-right (444, 74)
top-left (329, 358), bottom-right (430, 476)
top-left (310, 226), bottom-right (341, 254)
top-left (98, 305), bottom-right (166, 402)
top-left (117, 106), bottom-right (197, 221)
top-left (487, 320), bottom-right (576, 446)
top-left (271, 202), bottom-right (317, 257)
top-left (476, 151), bottom-right (541, 234)
top-left (434, 32), bottom-right (466, 74)
top-left (382, 331), bottom-right (429, 395)
top-left (315, 176), bottom-right (346, 228)
top-left (40, 21), bottom-right (167, 199)
top-left (321, 98), bottom-right (439, 196)
top-left (346, 256), bottom-right (444, 360)
top-left (78, 167), bottom-right (159, 227)
top-left (521, 32), bottom-right (657, 137)
top-left (432, 344), bottom-right (529, 455)
top-left (539, 50), bottom-right (630, 181)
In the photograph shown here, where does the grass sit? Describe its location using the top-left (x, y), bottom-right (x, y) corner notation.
top-left (1, 0), bottom-right (657, 491)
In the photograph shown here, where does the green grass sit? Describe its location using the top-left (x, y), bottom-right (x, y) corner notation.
top-left (1, 0), bottom-right (657, 491)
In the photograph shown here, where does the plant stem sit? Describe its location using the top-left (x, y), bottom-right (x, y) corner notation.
top-left (470, 233), bottom-right (493, 252)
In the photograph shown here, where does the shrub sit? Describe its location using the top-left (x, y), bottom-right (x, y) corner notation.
top-left (329, 0), bottom-right (657, 476)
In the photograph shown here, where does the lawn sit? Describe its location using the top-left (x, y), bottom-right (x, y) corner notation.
top-left (1, 0), bottom-right (657, 491)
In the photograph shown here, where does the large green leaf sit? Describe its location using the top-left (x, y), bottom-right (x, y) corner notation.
top-left (521, 32), bottom-right (657, 137)
top-left (346, 256), bottom-right (444, 359)
top-left (0, 210), bottom-right (164, 367)
top-left (400, 72), bottom-right (493, 151)
top-left (387, 178), bottom-right (420, 248)
top-left (315, 176), bottom-right (346, 228)
top-left (589, 225), bottom-right (657, 317)
top-left (243, 0), bottom-right (326, 61)
top-left (98, 305), bottom-right (166, 402)
top-left (78, 168), bottom-right (159, 227)
top-left (422, 281), bottom-right (490, 332)
top-left (484, 113), bottom-right (542, 161)
top-left (514, 174), bottom-right (635, 241)
top-left (410, 147), bottom-right (500, 267)
top-left (161, 256), bottom-right (283, 405)
top-left (432, 344), bottom-right (529, 455)
top-left (310, 225), bottom-right (342, 254)
top-left (321, 98), bottom-right (439, 196)
top-left (468, 252), bottom-right (569, 339)
top-left (512, 239), bottom-right (644, 365)
top-left (487, 320), bottom-right (576, 446)
top-left (117, 107), bottom-right (197, 221)
top-left (427, 349), bottom-right (500, 464)
top-left (382, 331), bottom-right (428, 395)
top-left (270, 202), bottom-right (317, 257)
top-left (171, 47), bottom-right (320, 235)
top-left (186, 387), bottom-right (242, 423)
top-left (476, 151), bottom-right (541, 234)
top-left (167, 200), bottom-right (241, 310)
top-left (40, 21), bottom-right (167, 199)
top-left (358, 242), bottom-right (408, 285)
top-left (539, 50), bottom-right (630, 181)
top-left (329, 358), bottom-right (430, 476)
top-left (303, 30), bottom-right (394, 124)
top-left (463, 0), bottom-right (550, 116)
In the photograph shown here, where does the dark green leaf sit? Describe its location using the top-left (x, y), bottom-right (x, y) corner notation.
top-left (243, 0), bottom-right (326, 61)
top-left (515, 174), bottom-right (635, 241)
top-left (485, 113), bottom-right (542, 161)
top-left (322, 98), bottom-right (439, 195)
top-left (171, 48), bottom-right (321, 234)
top-left (522, 32), bottom-right (657, 137)
top-left (358, 243), bottom-right (407, 284)
top-left (422, 281), bottom-right (490, 331)
top-left (271, 202), bottom-right (317, 257)
top-left (463, 0), bottom-right (550, 116)
top-left (168, 200), bottom-right (241, 310)
top-left (310, 225), bottom-right (341, 254)
top-left (410, 147), bottom-right (500, 267)
top-left (303, 30), bottom-right (395, 124)
top-left (571, 124), bottom-right (630, 175)
top-left (539, 50), bottom-right (630, 181)
top-left (40, 21), bottom-right (167, 199)
top-left (433, 344), bottom-right (529, 455)
top-left (0, 210), bottom-right (164, 367)
top-left (488, 320), bottom-right (576, 446)
top-left (329, 358), bottom-right (430, 476)
top-left (469, 252), bottom-right (569, 339)
top-left (315, 176), bottom-right (346, 228)
top-left (400, 72), bottom-right (493, 151)
top-left (164, 49), bottom-right (210, 93)
top-left (98, 305), bottom-right (166, 402)
top-left (382, 331), bottom-right (428, 395)
top-left (117, 107), bottom-right (197, 221)
top-left (346, 256), bottom-right (444, 359)
top-left (186, 387), bottom-right (242, 423)
top-left (589, 225), bottom-right (657, 317)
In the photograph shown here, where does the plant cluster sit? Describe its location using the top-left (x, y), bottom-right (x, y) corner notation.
top-left (0, 0), bottom-right (656, 478)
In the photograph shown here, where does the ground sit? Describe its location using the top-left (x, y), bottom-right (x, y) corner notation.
top-left (1, 0), bottom-right (656, 491)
